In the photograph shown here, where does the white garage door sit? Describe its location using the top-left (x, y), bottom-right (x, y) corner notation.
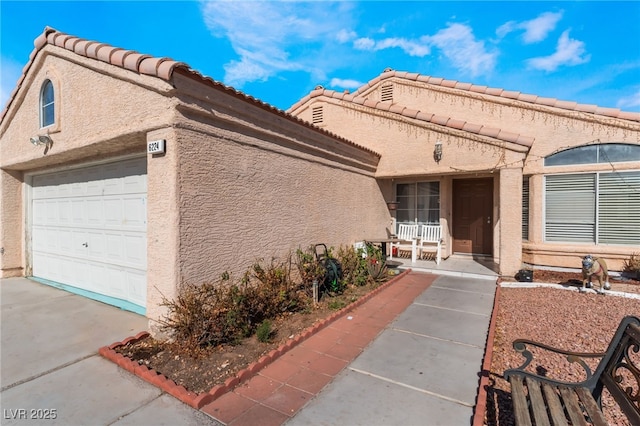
top-left (31, 158), bottom-right (147, 313)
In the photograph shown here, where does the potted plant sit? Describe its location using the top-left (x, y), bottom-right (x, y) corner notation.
top-left (623, 252), bottom-right (640, 281)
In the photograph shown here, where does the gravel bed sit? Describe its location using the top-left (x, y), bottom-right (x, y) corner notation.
top-left (485, 286), bottom-right (639, 426)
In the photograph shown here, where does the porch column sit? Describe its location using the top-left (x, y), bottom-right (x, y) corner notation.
top-left (0, 169), bottom-right (24, 277)
top-left (499, 167), bottom-right (523, 276)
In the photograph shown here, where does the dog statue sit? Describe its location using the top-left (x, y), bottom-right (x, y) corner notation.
top-left (581, 255), bottom-right (611, 293)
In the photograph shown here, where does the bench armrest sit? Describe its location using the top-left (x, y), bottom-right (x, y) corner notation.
top-left (503, 338), bottom-right (606, 387)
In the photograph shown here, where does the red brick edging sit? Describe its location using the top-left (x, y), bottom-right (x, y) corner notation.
top-left (471, 280), bottom-right (501, 426)
top-left (99, 269), bottom-right (412, 409)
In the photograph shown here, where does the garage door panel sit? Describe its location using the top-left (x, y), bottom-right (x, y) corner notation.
top-left (124, 234), bottom-right (146, 267)
top-left (123, 196), bottom-right (146, 228)
top-left (127, 270), bottom-right (146, 307)
top-left (31, 158), bottom-right (147, 312)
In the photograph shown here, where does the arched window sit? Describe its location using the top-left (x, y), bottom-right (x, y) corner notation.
top-left (544, 143), bottom-right (640, 166)
top-left (40, 79), bottom-right (55, 128)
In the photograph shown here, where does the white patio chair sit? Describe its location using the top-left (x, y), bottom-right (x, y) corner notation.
top-left (389, 224), bottom-right (419, 262)
top-left (418, 224), bottom-right (442, 264)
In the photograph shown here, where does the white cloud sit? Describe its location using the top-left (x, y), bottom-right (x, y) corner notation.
top-left (354, 37), bottom-right (376, 51)
top-left (521, 11), bottom-right (563, 43)
top-left (427, 23), bottom-right (497, 76)
top-left (1, 57), bottom-right (23, 111)
top-left (527, 30), bottom-right (590, 72)
top-left (329, 77), bottom-right (363, 90)
top-left (617, 89), bottom-right (640, 110)
top-left (199, 1), bottom-right (354, 87)
top-left (336, 29), bottom-right (357, 43)
top-left (352, 23), bottom-right (494, 76)
top-left (497, 11), bottom-right (563, 43)
top-left (354, 36), bottom-right (430, 57)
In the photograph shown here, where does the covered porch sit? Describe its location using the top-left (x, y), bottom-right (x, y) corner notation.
top-left (388, 254), bottom-right (499, 280)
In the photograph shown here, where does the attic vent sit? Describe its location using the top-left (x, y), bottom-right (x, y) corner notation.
top-left (381, 84), bottom-right (393, 102)
top-left (312, 106), bottom-right (324, 124)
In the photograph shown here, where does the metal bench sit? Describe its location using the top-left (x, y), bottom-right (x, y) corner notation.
top-left (503, 315), bottom-right (640, 426)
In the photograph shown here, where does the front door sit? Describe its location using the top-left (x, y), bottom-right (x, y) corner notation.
top-left (452, 178), bottom-right (493, 255)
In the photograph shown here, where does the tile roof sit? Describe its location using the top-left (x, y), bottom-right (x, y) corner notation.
top-left (0, 27), bottom-right (380, 159)
top-left (352, 69), bottom-right (640, 122)
top-left (291, 87), bottom-right (536, 148)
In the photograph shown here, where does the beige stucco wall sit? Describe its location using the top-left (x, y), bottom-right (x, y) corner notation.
top-left (140, 73), bottom-right (389, 326)
top-left (0, 47), bottom-right (175, 283)
top-left (1, 44), bottom-right (390, 325)
top-left (291, 82), bottom-right (640, 274)
top-left (293, 98), bottom-right (528, 275)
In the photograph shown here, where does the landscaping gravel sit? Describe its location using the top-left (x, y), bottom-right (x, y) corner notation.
top-left (486, 286), bottom-right (639, 426)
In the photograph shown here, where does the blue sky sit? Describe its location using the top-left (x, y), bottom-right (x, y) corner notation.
top-left (2, 1), bottom-right (640, 113)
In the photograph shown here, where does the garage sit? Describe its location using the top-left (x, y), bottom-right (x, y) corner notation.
top-left (30, 157), bottom-right (147, 314)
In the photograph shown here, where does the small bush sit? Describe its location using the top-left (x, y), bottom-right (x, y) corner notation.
top-left (256, 320), bottom-right (274, 343)
top-left (336, 245), bottom-right (368, 287)
top-left (623, 252), bottom-right (640, 272)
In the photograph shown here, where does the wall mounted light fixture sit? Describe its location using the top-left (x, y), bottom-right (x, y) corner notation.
top-left (434, 141), bottom-right (443, 163)
top-left (30, 135), bottom-right (52, 147)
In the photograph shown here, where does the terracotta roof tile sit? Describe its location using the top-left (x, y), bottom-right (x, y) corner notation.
top-left (554, 100), bottom-right (578, 110)
top-left (85, 42), bottom-right (105, 59)
top-left (415, 111), bottom-right (434, 122)
top-left (73, 39), bottom-right (90, 55)
top-left (454, 82), bottom-right (472, 91)
top-left (497, 130), bottom-right (520, 144)
top-left (377, 101), bottom-right (392, 112)
top-left (536, 97), bottom-right (556, 107)
top-left (575, 104), bottom-right (598, 113)
top-left (363, 99), bottom-right (378, 109)
top-left (462, 123), bottom-right (482, 133)
top-left (110, 49), bottom-right (129, 67)
top-left (478, 127), bottom-right (500, 139)
top-left (431, 115), bottom-right (449, 126)
top-left (517, 93), bottom-right (538, 103)
top-left (404, 108), bottom-right (420, 119)
top-left (485, 88), bottom-right (503, 96)
top-left (389, 104), bottom-right (405, 115)
top-left (469, 85), bottom-right (488, 94)
top-left (447, 118), bottom-right (466, 130)
top-left (500, 90), bottom-right (520, 99)
top-left (123, 53), bottom-right (151, 72)
top-left (1, 27), bottom-right (380, 160)
top-left (441, 79), bottom-right (457, 88)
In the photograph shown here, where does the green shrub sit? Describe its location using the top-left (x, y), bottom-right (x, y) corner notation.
top-left (256, 320), bottom-right (274, 343)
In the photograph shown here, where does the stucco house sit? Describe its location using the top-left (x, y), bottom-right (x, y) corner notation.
top-left (0, 28), bottom-right (389, 326)
top-left (1, 28), bottom-right (639, 326)
top-left (288, 70), bottom-right (640, 275)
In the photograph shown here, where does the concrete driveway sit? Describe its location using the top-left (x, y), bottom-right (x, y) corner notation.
top-left (0, 277), bottom-right (219, 425)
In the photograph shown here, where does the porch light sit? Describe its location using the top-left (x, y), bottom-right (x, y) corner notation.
top-left (434, 142), bottom-right (443, 163)
top-left (30, 135), bottom-right (52, 147)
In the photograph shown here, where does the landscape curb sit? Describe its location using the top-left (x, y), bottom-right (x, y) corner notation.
top-left (98, 269), bottom-right (412, 409)
top-left (471, 279), bottom-right (501, 426)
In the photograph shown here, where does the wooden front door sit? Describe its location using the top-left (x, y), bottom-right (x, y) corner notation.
top-left (452, 178), bottom-right (493, 255)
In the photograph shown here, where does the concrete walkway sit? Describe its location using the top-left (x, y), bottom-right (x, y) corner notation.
top-left (287, 274), bottom-right (496, 426)
top-left (0, 277), bottom-right (219, 425)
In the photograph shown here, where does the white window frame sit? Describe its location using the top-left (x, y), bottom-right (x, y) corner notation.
top-left (395, 181), bottom-right (440, 227)
top-left (40, 79), bottom-right (55, 128)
